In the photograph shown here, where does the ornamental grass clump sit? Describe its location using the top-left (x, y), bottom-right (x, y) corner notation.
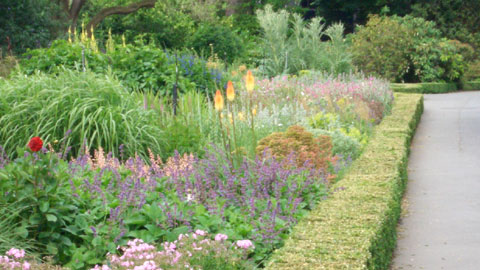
top-left (0, 70), bottom-right (165, 159)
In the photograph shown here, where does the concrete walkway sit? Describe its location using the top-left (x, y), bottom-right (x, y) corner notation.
top-left (392, 91), bottom-right (480, 270)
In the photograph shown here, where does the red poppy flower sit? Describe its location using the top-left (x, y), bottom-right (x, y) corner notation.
top-left (28, 137), bottom-right (43, 152)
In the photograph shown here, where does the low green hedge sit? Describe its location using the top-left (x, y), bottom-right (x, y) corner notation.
top-left (265, 93), bottom-right (424, 270)
top-left (462, 81), bottom-right (480, 91)
top-left (391, 82), bottom-right (457, 93)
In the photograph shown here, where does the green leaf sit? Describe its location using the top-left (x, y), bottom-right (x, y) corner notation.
top-left (15, 226), bottom-right (29, 238)
top-left (46, 243), bottom-right (58, 254)
top-left (39, 201), bottom-right (49, 213)
top-left (46, 214), bottom-right (57, 222)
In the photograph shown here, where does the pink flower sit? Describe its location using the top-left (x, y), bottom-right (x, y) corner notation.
top-left (22, 261), bottom-right (31, 270)
top-left (235, 240), bottom-right (254, 249)
top-left (194, 229), bottom-right (207, 236)
top-left (214, 234), bottom-right (228, 242)
top-left (6, 248), bottom-right (25, 259)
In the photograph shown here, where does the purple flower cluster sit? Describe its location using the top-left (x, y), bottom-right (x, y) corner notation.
top-left (68, 145), bottom-right (328, 247)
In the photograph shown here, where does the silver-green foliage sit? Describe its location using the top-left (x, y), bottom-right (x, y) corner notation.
top-left (0, 70), bottom-right (164, 159)
top-left (256, 5), bottom-right (352, 77)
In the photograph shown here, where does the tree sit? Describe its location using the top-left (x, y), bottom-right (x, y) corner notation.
top-left (411, 0), bottom-right (480, 53)
top-left (56, 0), bottom-right (157, 35)
top-left (0, 0), bottom-right (66, 55)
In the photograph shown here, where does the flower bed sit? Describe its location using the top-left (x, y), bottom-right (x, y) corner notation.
top-left (0, 72), bottom-right (394, 269)
top-left (265, 93), bottom-right (423, 270)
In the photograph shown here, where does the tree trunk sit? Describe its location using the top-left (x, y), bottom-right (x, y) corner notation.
top-left (69, 0), bottom-right (87, 30)
top-left (86, 0), bottom-right (157, 36)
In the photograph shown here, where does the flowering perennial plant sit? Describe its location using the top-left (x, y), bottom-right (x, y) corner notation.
top-left (1, 248), bottom-right (31, 270)
top-left (91, 232), bottom-right (254, 270)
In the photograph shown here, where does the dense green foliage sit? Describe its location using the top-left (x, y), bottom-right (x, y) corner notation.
top-left (256, 5), bottom-right (352, 77)
top-left (20, 40), bottom-right (225, 96)
top-left (0, 0), bottom-right (65, 55)
top-left (411, 0), bottom-right (480, 56)
top-left (351, 15), bottom-right (411, 82)
top-left (352, 15), bottom-right (470, 83)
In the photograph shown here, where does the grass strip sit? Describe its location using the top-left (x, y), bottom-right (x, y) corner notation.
top-left (265, 93), bottom-right (423, 270)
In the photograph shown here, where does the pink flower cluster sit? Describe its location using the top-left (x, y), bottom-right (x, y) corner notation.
top-left (91, 231), bottom-right (253, 270)
top-left (0, 248), bottom-right (31, 270)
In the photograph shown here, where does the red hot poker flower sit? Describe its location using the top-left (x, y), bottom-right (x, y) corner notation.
top-left (28, 137), bottom-right (43, 152)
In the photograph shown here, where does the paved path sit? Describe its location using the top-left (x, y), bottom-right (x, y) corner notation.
top-left (392, 91), bottom-right (480, 270)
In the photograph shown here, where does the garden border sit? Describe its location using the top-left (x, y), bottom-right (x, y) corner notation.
top-left (265, 93), bottom-right (423, 270)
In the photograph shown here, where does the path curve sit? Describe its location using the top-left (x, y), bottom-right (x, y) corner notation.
top-left (392, 91), bottom-right (480, 270)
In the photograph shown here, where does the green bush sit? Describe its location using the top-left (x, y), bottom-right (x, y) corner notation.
top-left (0, 70), bottom-right (165, 159)
top-left (256, 5), bottom-right (352, 77)
top-left (464, 60), bottom-right (480, 81)
top-left (462, 81), bottom-right (480, 91)
top-left (187, 24), bottom-right (245, 63)
top-left (351, 15), bottom-right (412, 82)
top-left (0, 0), bottom-right (65, 55)
top-left (20, 40), bottom-right (225, 96)
top-left (352, 15), bottom-right (469, 83)
top-left (265, 93), bottom-right (424, 270)
top-left (0, 149), bottom-right (91, 265)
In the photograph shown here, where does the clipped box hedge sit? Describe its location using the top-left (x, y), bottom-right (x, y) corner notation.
top-left (391, 82), bottom-right (457, 93)
top-left (462, 81), bottom-right (480, 91)
top-left (265, 93), bottom-right (423, 270)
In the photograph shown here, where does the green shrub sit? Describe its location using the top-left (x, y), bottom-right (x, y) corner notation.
top-left (352, 15), bottom-right (469, 83)
top-left (0, 149), bottom-right (91, 265)
top-left (351, 15), bottom-right (413, 82)
top-left (256, 5), bottom-right (352, 77)
top-left (187, 24), bottom-right (245, 63)
top-left (462, 81), bottom-right (480, 91)
top-left (464, 60), bottom-right (480, 81)
top-left (0, 0), bottom-right (65, 55)
top-left (0, 70), bottom-right (165, 159)
top-left (0, 55), bottom-right (18, 78)
top-left (20, 40), bottom-right (225, 96)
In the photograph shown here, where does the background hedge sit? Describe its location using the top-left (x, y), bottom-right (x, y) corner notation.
top-left (265, 93), bottom-right (424, 270)
top-left (462, 81), bottom-right (480, 91)
top-left (391, 83), bottom-right (457, 93)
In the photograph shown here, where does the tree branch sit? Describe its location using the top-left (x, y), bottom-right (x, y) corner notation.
top-left (86, 0), bottom-right (157, 36)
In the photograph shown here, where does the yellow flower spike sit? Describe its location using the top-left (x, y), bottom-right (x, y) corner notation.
top-left (238, 112), bottom-right (245, 121)
top-left (252, 107), bottom-right (257, 116)
top-left (226, 81), bottom-right (235, 102)
top-left (245, 70), bottom-right (255, 93)
top-left (228, 112), bottom-right (233, 124)
top-left (214, 90), bottom-right (224, 112)
top-left (68, 28), bottom-right (72, 43)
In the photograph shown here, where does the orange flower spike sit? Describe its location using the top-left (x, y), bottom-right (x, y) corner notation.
top-left (245, 70), bottom-right (255, 93)
top-left (214, 90), bottom-right (224, 112)
top-left (226, 81), bottom-right (235, 101)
